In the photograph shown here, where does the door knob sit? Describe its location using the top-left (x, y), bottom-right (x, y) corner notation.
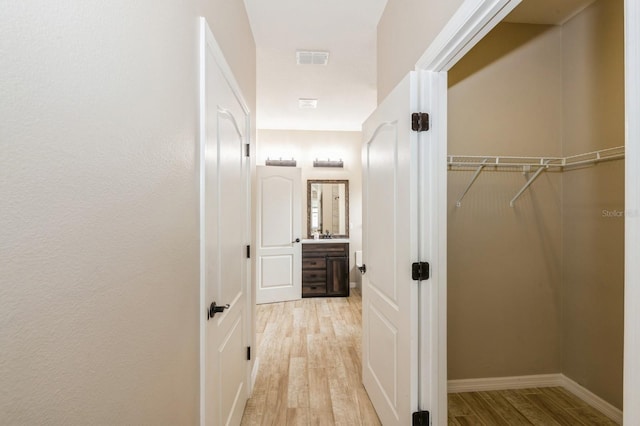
top-left (207, 302), bottom-right (230, 320)
top-left (292, 238), bottom-right (301, 243)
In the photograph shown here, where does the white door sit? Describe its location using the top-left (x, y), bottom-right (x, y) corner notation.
top-left (362, 72), bottom-right (423, 425)
top-left (200, 18), bottom-right (250, 426)
top-left (255, 166), bottom-right (302, 304)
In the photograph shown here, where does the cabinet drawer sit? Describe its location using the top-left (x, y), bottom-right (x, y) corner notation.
top-left (303, 270), bottom-right (326, 283)
top-left (302, 257), bottom-right (326, 270)
top-left (302, 283), bottom-right (326, 295)
top-left (302, 243), bottom-right (348, 257)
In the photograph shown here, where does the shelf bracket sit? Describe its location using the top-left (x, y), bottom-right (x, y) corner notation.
top-left (510, 160), bottom-right (551, 207)
top-left (455, 159), bottom-right (488, 207)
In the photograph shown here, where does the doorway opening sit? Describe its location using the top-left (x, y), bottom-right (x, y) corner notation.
top-left (246, 130), bottom-right (371, 423)
top-left (446, 0), bottom-right (624, 423)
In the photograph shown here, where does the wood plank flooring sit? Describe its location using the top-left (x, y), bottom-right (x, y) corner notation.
top-left (241, 289), bottom-right (618, 426)
top-left (449, 387), bottom-right (619, 425)
top-left (240, 289), bottom-right (381, 426)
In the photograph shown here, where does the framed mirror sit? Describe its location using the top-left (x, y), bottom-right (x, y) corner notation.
top-left (307, 180), bottom-right (349, 238)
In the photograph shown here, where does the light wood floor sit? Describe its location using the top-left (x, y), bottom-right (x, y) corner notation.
top-left (241, 289), bottom-right (618, 426)
top-left (240, 289), bottom-right (381, 425)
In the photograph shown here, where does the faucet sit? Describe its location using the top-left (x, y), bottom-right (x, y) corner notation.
top-left (324, 230), bottom-right (331, 239)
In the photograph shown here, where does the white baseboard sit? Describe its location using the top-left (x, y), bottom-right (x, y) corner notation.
top-left (561, 375), bottom-right (622, 424)
top-left (448, 373), bottom-right (622, 424)
top-left (448, 373), bottom-right (563, 393)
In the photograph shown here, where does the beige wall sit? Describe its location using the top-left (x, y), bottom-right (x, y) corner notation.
top-left (561, 0), bottom-right (625, 409)
top-left (257, 129), bottom-right (363, 287)
top-left (377, 0), bottom-right (464, 102)
top-left (448, 23), bottom-right (564, 379)
top-left (0, 0), bottom-right (255, 424)
top-left (447, 0), bottom-right (624, 409)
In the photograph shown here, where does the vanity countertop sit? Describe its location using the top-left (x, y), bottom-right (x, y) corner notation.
top-left (302, 238), bottom-right (350, 244)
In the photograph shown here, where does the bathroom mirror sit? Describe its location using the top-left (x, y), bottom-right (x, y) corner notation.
top-left (307, 180), bottom-right (349, 238)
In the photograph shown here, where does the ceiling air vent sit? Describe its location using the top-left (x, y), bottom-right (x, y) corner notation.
top-left (298, 98), bottom-right (318, 109)
top-left (296, 50), bottom-right (329, 65)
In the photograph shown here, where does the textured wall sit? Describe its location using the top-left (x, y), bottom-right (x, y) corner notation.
top-left (256, 130), bottom-right (363, 287)
top-left (561, 0), bottom-right (625, 409)
top-left (447, 23), bottom-right (564, 379)
top-left (377, 0), bottom-right (464, 102)
top-left (0, 0), bottom-right (255, 424)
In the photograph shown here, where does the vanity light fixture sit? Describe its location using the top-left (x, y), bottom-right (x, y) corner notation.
top-left (266, 157), bottom-right (297, 167)
top-left (313, 158), bottom-right (343, 168)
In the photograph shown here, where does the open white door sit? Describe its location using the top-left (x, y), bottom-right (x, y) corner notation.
top-left (362, 72), bottom-right (423, 425)
top-left (255, 166), bottom-right (302, 304)
top-left (200, 18), bottom-right (250, 426)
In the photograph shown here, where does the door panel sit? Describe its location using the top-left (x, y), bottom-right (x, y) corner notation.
top-left (367, 127), bottom-right (398, 302)
top-left (218, 110), bottom-right (246, 308)
top-left (362, 72), bottom-right (419, 426)
top-left (368, 305), bottom-right (398, 404)
top-left (218, 316), bottom-right (245, 426)
top-left (326, 256), bottom-right (348, 295)
top-left (259, 255), bottom-right (292, 288)
top-left (260, 176), bottom-right (295, 247)
top-left (200, 18), bottom-right (249, 426)
top-left (256, 166), bottom-right (302, 304)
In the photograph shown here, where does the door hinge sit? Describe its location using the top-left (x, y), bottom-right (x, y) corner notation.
top-left (412, 262), bottom-right (430, 281)
top-left (246, 346), bottom-right (251, 361)
top-left (246, 245), bottom-right (251, 259)
top-left (245, 143), bottom-right (250, 157)
top-left (412, 411), bottom-right (430, 425)
top-left (411, 112), bottom-right (430, 132)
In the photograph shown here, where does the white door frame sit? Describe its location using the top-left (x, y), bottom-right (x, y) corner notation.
top-left (199, 17), bottom-right (252, 425)
top-left (414, 0), bottom-right (640, 424)
top-left (624, 1), bottom-right (640, 423)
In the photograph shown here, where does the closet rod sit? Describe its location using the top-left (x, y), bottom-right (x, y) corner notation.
top-left (563, 146), bottom-right (625, 168)
top-left (448, 146), bottom-right (625, 170)
top-left (448, 155), bottom-right (564, 169)
top-left (448, 146), bottom-right (624, 207)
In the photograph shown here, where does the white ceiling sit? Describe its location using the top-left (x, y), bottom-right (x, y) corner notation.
top-left (244, 0), bottom-right (387, 131)
top-left (245, 0), bottom-right (596, 132)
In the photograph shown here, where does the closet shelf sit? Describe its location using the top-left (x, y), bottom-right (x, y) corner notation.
top-left (563, 146), bottom-right (625, 168)
top-left (449, 146), bottom-right (625, 207)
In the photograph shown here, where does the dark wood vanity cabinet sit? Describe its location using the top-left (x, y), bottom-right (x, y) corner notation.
top-left (302, 243), bottom-right (349, 298)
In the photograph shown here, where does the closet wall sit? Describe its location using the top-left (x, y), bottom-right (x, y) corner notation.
top-left (448, 22), bottom-right (564, 379)
top-left (561, 0), bottom-right (624, 409)
top-left (447, 0), bottom-right (624, 409)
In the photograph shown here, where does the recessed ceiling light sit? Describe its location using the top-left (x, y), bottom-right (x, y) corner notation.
top-left (296, 51), bottom-right (329, 65)
top-left (298, 98), bottom-right (318, 109)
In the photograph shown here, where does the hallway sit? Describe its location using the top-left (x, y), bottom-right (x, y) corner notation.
top-left (240, 290), bottom-right (380, 425)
